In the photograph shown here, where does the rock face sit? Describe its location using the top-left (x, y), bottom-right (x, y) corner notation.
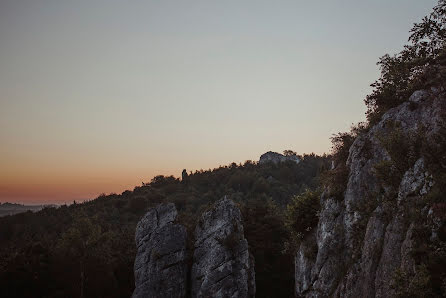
top-left (295, 89), bottom-right (446, 297)
top-left (133, 198), bottom-right (255, 298)
top-left (259, 151), bottom-right (300, 165)
top-left (133, 203), bottom-right (188, 298)
top-left (191, 197), bottom-right (256, 298)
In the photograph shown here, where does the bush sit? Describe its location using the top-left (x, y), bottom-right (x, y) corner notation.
top-left (127, 196), bottom-right (147, 214)
top-left (373, 122), bottom-right (424, 190)
top-left (365, 0), bottom-right (446, 124)
top-left (241, 199), bottom-right (294, 298)
top-left (218, 229), bottom-right (241, 253)
top-left (391, 265), bottom-right (434, 298)
top-left (285, 189), bottom-right (321, 242)
top-left (321, 122), bottom-right (368, 200)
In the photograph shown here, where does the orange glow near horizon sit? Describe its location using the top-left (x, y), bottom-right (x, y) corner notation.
top-left (1, 0), bottom-right (435, 204)
top-left (0, 150), bottom-right (327, 204)
top-left (0, 166), bottom-right (186, 204)
top-left (1, 144), bottom-right (331, 204)
top-left (0, 159), bottom-right (190, 204)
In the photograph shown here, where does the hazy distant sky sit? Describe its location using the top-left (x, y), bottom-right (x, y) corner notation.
top-left (0, 0), bottom-right (437, 203)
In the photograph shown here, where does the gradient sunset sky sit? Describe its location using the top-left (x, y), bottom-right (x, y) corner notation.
top-left (0, 0), bottom-right (437, 204)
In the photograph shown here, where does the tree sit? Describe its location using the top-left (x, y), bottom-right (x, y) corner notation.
top-left (57, 216), bottom-right (103, 298)
top-left (365, 0), bottom-right (446, 123)
top-left (285, 189), bottom-right (321, 241)
top-left (283, 150), bottom-right (297, 157)
top-left (181, 169), bottom-right (189, 183)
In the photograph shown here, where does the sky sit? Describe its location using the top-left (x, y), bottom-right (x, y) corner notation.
top-left (0, 0), bottom-right (438, 204)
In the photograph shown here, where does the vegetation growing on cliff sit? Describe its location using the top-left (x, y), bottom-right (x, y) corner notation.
top-left (330, 0), bottom-right (446, 178)
top-left (285, 189), bottom-right (321, 247)
top-left (317, 1), bottom-right (446, 296)
top-left (365, 0), bottom-right (446, 124)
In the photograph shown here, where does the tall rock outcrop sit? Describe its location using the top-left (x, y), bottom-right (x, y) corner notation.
top-left (295, 89), bottom-right (446, 297)
top-left (133, 203), bottom-right (188, 298)
top-left (191, 197), bottom-right (256, 298)
top-left (133, 198), bottom-right (255, 297)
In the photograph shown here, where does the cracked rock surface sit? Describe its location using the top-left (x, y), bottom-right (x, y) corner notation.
top-left (295, 89), bottom-right (446, 297)
top-left (132, 203), bottom-right (188, 298)
top-left (132, 198), bottom-right (255, 298)
top-left (191, 197), bottom-right (255, 298)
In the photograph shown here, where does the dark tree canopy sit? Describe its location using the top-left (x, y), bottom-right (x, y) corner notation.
top-left (0, 155), bottom-right (329, 298)
top-left (365, 0), bottom-right (446, 124)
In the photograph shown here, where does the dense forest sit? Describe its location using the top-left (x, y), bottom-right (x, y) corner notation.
top-left (0, 153), bottom-right (329, 298)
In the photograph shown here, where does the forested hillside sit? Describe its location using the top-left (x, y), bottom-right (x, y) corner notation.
top-left (0, 153), bottom-right (329, 298)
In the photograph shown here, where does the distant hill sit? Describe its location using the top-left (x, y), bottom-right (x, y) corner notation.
top-left (0, 153), bottom-right (329, 298)
top-left (0, 202), bottom-right (50, 217)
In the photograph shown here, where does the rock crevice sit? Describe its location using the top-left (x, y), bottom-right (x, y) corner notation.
top-left (192, 197), bottom-right (255, 298)
top-left (133, 203), bottom-right (188, 298)
top-left (295, 89), bottom-right (445, 297)
top-left (133, 198), bottom-right (255, 298)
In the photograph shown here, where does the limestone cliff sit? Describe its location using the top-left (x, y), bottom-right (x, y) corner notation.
top-left (295, 89), bottom-right (446, 297)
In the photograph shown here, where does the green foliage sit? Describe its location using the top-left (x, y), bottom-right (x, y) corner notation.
top-left (426, 175), bottom-right (446, 206)
top-left (217, 228), bottom-right (242, 253)
top-left (373, 122), bottom-right (424, 190)
top-left (365, 0), bottom-right (446, 124)
top-left (391, 265), bottom-right (434, 298)
top-left (408, 229), bottom-right (446, 298)
top-left (427, 127), bottom-right (446, 163)
top-left (283, 149), bottom-right (297, 156)
top-left (57, 216), bottom-right (102, 259)
top-left (320, 163), bottom-right (350, 200)
top-left (127, 195), bottom-right (147, 214)
top-left (321, 122), bottom-right (368, 200)
top-left (56, 216), bottom-right (108, 298)
top-left (422, 126), bottom-right (446, 194)
top-left (0, 155), bottom-right (329, 298)
top-left (373, 160), bottom-right (400, 189)
top-left (400, 178), bottom-right (446, 298)
top-left (241, 198), bottom-right (294, 298)
top-left (285, 189), bottom-right (321, 243)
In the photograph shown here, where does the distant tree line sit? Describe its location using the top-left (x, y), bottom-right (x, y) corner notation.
top-left (0, 154), bottom-right (329, 298)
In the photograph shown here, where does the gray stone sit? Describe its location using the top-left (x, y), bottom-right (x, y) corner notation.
top-left (259, 151), bottom-right (300, 165)
top-left (191, 197), bottom-right (255, 298)
top-left (398, 158), bottom-right (431, 203)
top-left (133, 203), bottom-right (188, 298)
top-left (295, 89), bottom-right (446, 297)
top-left (409, 90), bottom-right (428, 103)
top-left (294, 231), bottom-right (317, 296)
